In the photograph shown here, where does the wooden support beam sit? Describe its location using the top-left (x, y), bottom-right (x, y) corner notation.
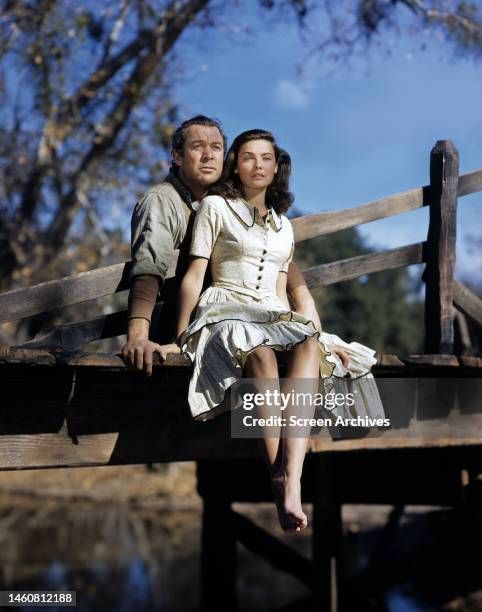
top-left (424, 140), bottom-right (459, 354)
top-left (312, 453), bottom-right (343, 611)
top-left (200, 496), bottom-right (238, 611)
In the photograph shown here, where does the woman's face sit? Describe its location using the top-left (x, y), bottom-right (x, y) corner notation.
top-left (236, 139), bottom-right (278, 192)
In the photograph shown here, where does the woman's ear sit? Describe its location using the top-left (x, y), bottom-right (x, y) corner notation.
top-left (274, 163), bottom-right (278, 174)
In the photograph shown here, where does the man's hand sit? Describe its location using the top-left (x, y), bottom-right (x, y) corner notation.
top-left (121, 336), bottom-right (165, 377)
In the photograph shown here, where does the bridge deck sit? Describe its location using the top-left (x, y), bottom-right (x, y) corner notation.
top-left (0, 345), bottom-right (481, 471)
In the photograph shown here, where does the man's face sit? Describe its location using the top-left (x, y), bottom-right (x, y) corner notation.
top-left (173, 125), bottom-right (224, 191)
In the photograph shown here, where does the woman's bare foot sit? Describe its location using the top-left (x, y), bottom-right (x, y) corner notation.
top-left (271, 472), bottom-right (307, 532)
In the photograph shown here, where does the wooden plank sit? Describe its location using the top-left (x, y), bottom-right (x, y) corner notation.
top-left (0, 345), bottom-right (56, 366)
top-left (291, 167), bottom-right (482, 244)
top-left (13, 302), bottom-right (171, 352)
top-left (0, 262), bottom-right (128, 324)
top-left (310, 437), bottom-right (482, 453)
top-left (292, 187), bottom-right (426, 243)
top-left (2, 345), bottom-right (481, 370)
top-left (0, 431), bottom-right (480, 470)
top-left (13, 309), bottom-right (129, 351)
top-left (302, 242), bottom-right (425, 288)
top-left (402, 354), bottom-right (460, 367)
top-left (453, 280), bottom-right (482, 329)
top-left (458, 356), bottom-right (482, 368)
top-left (423, 140), bottom-right (459, 354)
top-left (0, 253), bottom-right (180, 324)
top-left (376, 354), bottom-right (405, 367)
top-left (457, 167), bottom-right (482, 196)
top-left (0, 345), bottom-right (190, 367)
top-left (0, 431), bottom-right (119, 469)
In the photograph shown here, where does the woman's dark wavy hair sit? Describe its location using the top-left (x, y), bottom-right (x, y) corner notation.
top-left (208, 129), bottom-right (294, 215)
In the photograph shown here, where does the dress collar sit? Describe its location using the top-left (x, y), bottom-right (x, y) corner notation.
top-left (225, 198), bottom-right (282, 232)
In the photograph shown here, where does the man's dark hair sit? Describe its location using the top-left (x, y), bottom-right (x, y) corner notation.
top-left (171, 115), bottom-right (227, 156)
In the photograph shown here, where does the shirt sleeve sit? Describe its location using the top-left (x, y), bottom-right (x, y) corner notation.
top-left (280, 220), bottom-right (295, 273)
top-left (128, 188), bottom-right (184, 283)
top-left (189, 196), bottom-right (222, 259)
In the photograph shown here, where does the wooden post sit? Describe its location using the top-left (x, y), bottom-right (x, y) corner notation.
top-left (200, 495), bottom-right (238, 611)
top-left (311, 453), bottom-right (343, 611)
top-left (423, 140), bottom-right (459, 354)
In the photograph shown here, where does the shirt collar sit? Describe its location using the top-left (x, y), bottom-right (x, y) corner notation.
top-left (165, 166), bottom-right (199, 211)
top-left (225, 198), bottom-right (282, 232)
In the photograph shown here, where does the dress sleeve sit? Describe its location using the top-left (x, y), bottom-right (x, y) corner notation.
top-left (129, 189), bottom-right (183, 283)
top-left (189, 196), bottom-right (222, 259)
top-left (280, 220), bottom-right (295, 273)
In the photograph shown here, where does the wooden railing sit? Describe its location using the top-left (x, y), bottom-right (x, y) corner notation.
top-left (0, 139), bottom-right (481, 354)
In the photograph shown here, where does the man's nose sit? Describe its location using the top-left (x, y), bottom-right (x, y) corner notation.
top-left (201, 146), bottom-right (214, 159)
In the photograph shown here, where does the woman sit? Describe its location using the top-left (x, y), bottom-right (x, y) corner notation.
top-left (159, 129), bottom-right (383, 532)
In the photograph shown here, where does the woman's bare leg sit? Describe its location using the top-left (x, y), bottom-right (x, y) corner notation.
top-left (245, 347), bottom-right (282, 473)
top-left (273, 336), bottom-right (320, 531)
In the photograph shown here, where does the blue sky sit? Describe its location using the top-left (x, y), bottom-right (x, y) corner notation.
top-left (171, 4), bottom-right (482, 283)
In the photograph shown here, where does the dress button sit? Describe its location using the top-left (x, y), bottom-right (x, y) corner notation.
top-left (257, 276), bottom-right (262, 280)
top-left (262, 249), bottom-right (267, 255)
top-left (255, 285), bottom-right (260, 290)
top-left (260, 258), bottom-right (265, 263)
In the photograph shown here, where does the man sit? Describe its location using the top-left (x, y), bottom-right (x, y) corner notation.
top-left (122, 115), bottom-right (343, 375)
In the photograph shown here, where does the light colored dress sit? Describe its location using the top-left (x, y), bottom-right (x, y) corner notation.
top-left (180, 195), bottom-right (384, 422)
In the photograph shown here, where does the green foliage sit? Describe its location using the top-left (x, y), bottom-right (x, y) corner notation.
top-left (295, 228), bottom-right (425, 354)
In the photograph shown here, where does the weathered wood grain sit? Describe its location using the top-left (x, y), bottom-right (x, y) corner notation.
top-left (424, 140), bottom-right (459, 354)
top-left (457, 167), bottom-right (482, 196)
top-left (292, 187), bottom-right (427, 243)
top-left (0, 253), bottom-right (179, 324)
top-left (303, 243), bottom-right (425, 288)
top-left (453, 280), bottom-right (482, 329)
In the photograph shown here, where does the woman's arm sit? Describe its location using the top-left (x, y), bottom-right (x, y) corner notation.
top-left (176, 256), bottom-right (209, 340)
top-left (156, 256), bottom-right (208, 362)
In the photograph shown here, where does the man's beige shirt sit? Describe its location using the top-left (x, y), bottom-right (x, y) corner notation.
top-left (129, 182), bottom-right (198, 283)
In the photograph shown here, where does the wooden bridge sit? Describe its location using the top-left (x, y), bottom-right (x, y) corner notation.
top-left (0, 140), bottom-right (481, 610)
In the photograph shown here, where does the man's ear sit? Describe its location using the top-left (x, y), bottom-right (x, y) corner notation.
top-left (172, 148), bottom-right (183, 167)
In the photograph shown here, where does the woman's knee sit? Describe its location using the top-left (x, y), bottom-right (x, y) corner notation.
top-left (297, 337), bottom-right (320, 358)
top-left (246, 346), bottom-right (277, 375)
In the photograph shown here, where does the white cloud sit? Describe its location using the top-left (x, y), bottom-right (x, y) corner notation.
top-left (274, 79), bottom-right (312, 110)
